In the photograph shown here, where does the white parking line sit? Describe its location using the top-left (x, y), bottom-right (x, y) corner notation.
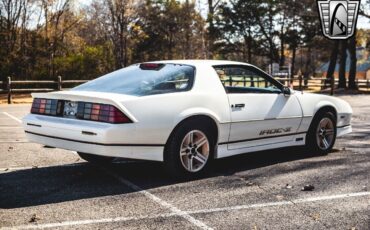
top-left (2, 112), bottom-right (22, 123)
top-left (0, 141), bottom-right (29, 143)
top-left (0, 161), bottom-right (141, 173)
top-left (0, 213), bottom-right (177, 230)
top-left (0, 163), bottom-right (83, 173)
top-left (101, 168), bottom-right (213, 230)
top-left (3, 191), bottom-right (369, 229)
top-left (187, 191), bottom-right (370, 215)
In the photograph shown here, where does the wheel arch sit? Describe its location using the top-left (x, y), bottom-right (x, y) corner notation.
top-left (308, 104), bottom-right (338, 133)
top-left (163, 114), bottom-right (219, 177)
top-left (313, 103), bottom-right (338, 122)
top-left (306, 104), bottom-right (338, 154)
top-left (166, 114), bottom-right (220, 149)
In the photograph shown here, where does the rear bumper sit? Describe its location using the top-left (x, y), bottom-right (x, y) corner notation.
top-left (337, 124), bottom-right (352, 137)
top-left (23, 114), bottom-right (164, 161)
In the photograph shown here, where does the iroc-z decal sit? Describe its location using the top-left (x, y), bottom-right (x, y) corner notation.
top-left (259, 127), bottom-right (292, 136)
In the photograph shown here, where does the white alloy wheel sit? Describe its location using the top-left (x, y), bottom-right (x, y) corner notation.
top-left (316, 117), bottom-right (335, 150)
top-left (179, 130), bottom-right (210, 172)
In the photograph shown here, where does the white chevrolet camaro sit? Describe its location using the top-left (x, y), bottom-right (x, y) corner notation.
top-left (23, 60), bottom-right (352, 177)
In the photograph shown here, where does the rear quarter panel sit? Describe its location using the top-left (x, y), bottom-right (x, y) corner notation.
top-left (119, 64), bottom-right (231, 145)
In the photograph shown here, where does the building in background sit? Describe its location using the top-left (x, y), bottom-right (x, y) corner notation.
top-left (317, 47), bottom-right (370, 80)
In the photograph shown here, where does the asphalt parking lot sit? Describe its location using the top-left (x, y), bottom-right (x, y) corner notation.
top-left (0, 95), bottom-right (369, 230)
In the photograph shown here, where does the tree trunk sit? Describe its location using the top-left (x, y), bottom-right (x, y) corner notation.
top-left (338, 40), bottom-right (347, 88)
top-left (326, 41), bottom-right (340, 79)
top-left (168, 31), bottom-right (173, 60)
top-left (124, 36), bottom-right (128, 67)
top-left (279, 18), bottom-right (285, 67)
top-left (348, 33), bottom-right (357, 89)
top-left (184, 0), bottom-right (191, 59)
top-left (247, 35), bottom-right (252, 64)
top-left (326, 40), bottom-right (340, 88)
top-left (304, 46), bottom-right (312, 85)
top-left (280, 41), bottom-right (285, 67)
top-left (207, 0), bottom-right (214, 59)
top-left (290, 46), bottom-right (296, 81)
top-left (242, 36), bottom-right (247, 61)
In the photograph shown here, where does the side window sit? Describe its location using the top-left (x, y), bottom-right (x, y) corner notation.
top-left (214, 66), bottom-right (281, 94)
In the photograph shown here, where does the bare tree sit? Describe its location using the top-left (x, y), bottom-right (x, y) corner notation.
top-left (359, 0), bottom-right (370, 19)
top-left (207, 0), bottom-right (222, 58)
top-left (0, 0), bottom-right (30, 79)
top-left (1, 0), bottom-right (24, 54)
top-left (106, 0), bottom-right (139, 68)
top-left (39, 0), bottom-right (78, 78)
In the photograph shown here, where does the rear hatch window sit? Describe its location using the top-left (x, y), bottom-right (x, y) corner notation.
top-left (72, 63), bottom-right (195, 96)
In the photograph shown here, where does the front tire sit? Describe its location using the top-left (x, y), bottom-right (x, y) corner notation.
top-left (77, 152), bottom-right (114, 164)
top-left (164, 119), bottom-right (215, 179)
top-left (306, 111), bottom-right (337, 155)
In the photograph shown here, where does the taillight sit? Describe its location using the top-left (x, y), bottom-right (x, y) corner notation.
top-left (76, 102), bottom-right (132, 124)
top-left (31, 98), bottom-right (60, 115)
top-left (31, 98), bottom-right (132, 124)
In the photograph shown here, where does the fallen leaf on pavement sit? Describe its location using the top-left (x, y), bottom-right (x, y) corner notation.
top-left (245, 181), bottom-right (255, 186)
top-left (301, 184), bottom-right (315, 191)
top-left (29, 214), bottom-right (40, 223)
top-left (310, 213), bottom-right (320, 221)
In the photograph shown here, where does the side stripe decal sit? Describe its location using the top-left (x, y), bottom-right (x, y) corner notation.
top-left (219, 132), bottom-right (307, 145)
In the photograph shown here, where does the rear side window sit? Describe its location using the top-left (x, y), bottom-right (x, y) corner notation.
top-left (72, 63), bottom-right (195, 96)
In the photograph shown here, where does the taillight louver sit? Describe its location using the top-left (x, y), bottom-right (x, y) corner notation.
top-left (31, 98), bottom-right (131, 124)
top-left (31, 98), bottom-right (59, 115)
top-left (76, 102), bottom-right (132, 124)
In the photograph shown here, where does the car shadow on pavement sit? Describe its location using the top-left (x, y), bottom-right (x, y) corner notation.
top-left (0, 146), bottom-right (342, 209)
top-left (0, 163), bottom-right (134, 209)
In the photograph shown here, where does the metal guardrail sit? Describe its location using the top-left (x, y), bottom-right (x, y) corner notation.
top-left (1, 76), bottom-right (370, 104)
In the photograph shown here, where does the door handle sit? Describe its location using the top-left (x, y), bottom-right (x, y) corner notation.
top-left (233, 103), bottom-right (245, 108)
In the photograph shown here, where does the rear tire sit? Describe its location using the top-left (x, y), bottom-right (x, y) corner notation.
top-left (77, 152), bottom-right (114, 164)
top-left (164, 119), bottom-right (216, 179)
top-left (306, 111), bottom-right (337, 155)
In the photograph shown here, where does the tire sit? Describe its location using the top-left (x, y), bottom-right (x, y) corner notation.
top-left (306, 111), bottom-right (337, 155)
top-left (77, 152), bottom-right (114, 164)
top-left (164, 119), bottom-right (216, 179)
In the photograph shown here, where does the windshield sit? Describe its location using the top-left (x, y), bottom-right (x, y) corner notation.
top-left (72, 63), bottom-right (195, 96)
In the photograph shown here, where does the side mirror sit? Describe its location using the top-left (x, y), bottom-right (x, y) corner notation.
top-left (282, 86), bottom-right (291, 96)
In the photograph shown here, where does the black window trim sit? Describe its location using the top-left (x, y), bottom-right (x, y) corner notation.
top-left (74, 63), bottom-right (197, 97)
top-left (132, 62), bottom-right (197, 95)
top-left (213, 64), bottom-right (285, 94)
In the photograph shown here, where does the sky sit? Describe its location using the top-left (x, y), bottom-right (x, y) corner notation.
top-left (357, 16), bottom-right (370, 29)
